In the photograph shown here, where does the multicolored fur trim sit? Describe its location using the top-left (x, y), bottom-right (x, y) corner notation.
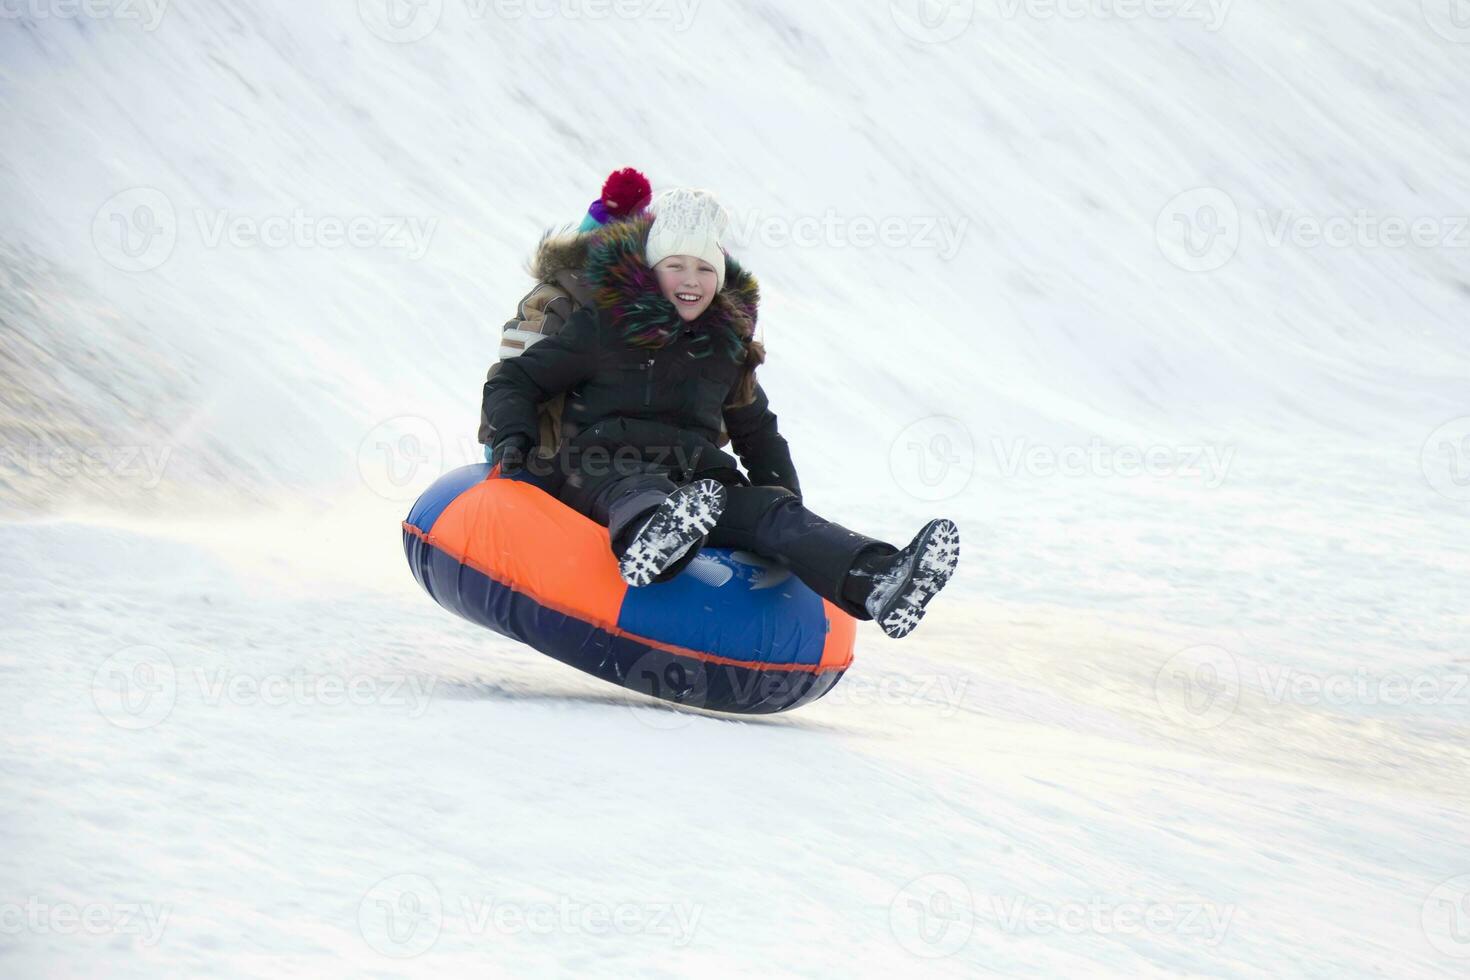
top-left (583, 215), bottom-right (759, 368)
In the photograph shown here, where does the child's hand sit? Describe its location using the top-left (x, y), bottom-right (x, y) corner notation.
top-left (490, 434), bottom-right (533, 476)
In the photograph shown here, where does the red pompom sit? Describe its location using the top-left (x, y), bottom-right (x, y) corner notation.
top-left (601, 167), bottom-right (652, 216)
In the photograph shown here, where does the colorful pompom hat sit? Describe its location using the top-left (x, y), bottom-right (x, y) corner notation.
top-left (577, 167), bottom-right (654, 232)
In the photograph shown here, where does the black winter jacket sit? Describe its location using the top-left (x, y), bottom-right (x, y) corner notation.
top-left (481, 220), bottom-right (800, 495)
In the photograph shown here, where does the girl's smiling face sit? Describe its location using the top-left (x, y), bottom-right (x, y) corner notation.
top-left (654, 254), bottom-right (719, 322)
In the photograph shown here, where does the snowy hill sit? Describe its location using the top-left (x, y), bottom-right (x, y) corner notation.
top-left (3, 2), bottom-right (1469, 976)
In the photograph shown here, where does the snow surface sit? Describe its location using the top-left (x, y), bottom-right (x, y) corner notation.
top-left (3, 1), bottom-right (1469, 976)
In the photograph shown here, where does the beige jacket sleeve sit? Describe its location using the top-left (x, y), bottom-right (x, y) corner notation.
top-left (477, 282), bottom-right (577, 451)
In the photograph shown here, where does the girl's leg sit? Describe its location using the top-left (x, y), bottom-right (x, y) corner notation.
top-left (556, 445), bottom-right (674, 549)
top-left (706, 486), bottom-right (961, 636)
top-left (570, 465), bottom-right (723, 585)
top-left (704, 486), bottom-right (900, 621)
top-left (598, 473), bottom-right (681, 558)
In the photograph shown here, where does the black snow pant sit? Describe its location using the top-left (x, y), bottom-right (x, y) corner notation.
top-left (551, 450), bottom-right (900, 621)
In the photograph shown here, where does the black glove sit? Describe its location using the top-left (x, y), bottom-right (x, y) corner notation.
top-left (490, 434), bottom-right (533, 475)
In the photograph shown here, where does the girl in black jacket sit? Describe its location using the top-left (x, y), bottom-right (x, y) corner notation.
top-left (483, 189), bottom-right (959, 638)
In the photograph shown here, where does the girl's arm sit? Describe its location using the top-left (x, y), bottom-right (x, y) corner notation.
top-left (477, 282), bottom-right (579, 447)
top-left (724, 381), bottom-right (801, 497)
top-left (481, 306), bottom-right (601, 451)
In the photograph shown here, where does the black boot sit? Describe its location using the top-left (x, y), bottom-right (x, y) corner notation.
top-left (841, 544), bottom-right (896, 610)
top-left (617, 479), bottom-right (727, 587)
top-left (611, 515), bottom-right (705, 584)
top-left (842, 519), bottom-right (961, 638)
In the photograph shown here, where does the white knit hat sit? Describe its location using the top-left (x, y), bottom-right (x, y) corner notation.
top-left (644, 187), bottom-right (731, 289)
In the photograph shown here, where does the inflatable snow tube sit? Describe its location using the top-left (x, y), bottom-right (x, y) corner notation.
top-left (402, 464), bottom-right (856, 714)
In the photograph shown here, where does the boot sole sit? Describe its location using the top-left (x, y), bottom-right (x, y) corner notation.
top-left (872, 518), bottom-right (961, 639)
top-left (618, 479), bottom-right (728, 587)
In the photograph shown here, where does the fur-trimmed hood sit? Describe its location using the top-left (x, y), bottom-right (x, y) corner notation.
top-left (583, 214), bottom-right (758, 351)
top-left (532, 218), bottom-right (757, 352)
top-left (523, 227), bottom-right (598, 308)
top-left (528, 215), bottom-right (767, 403)
top-left (528, 227), bottom-right (595, 284)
